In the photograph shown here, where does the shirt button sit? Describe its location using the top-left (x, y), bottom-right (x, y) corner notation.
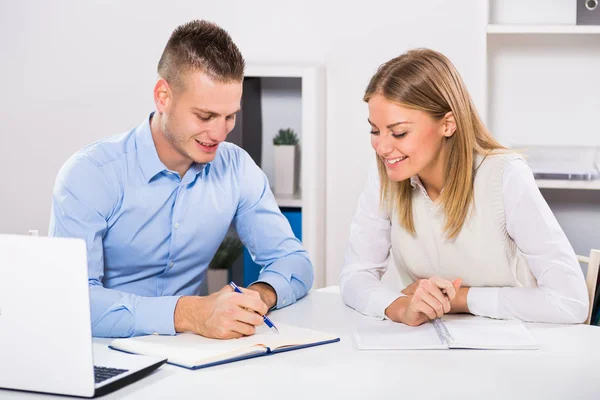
top-left (170, 262), bottom-right (174, 268)
top-left (283, 299), bottom-right (287, 306)
top-left (174, 223), bottom-right (179, 229)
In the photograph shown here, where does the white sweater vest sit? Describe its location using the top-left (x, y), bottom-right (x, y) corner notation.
top-left (390, 153), bottom-right (538, 289)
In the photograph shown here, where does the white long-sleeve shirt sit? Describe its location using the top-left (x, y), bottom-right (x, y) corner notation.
top-left (339, 157), bottom-right (589, 324)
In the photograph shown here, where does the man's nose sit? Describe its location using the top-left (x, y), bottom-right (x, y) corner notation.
top-left (208, 119), bottom-right (228, 142)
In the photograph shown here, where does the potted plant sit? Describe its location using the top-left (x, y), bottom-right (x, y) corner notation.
top-left (272, 128), bottom-right (300, 195)
top-left (206, 236), bottom-right (244, 294)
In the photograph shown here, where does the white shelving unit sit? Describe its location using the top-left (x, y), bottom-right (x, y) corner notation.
top-left (274, 191), bottom-right (303, 207)
top-left (244, 64), bottom-right (326, 288)
top-left (535, 179), bottom-right (600, 190)
top-left (487, 24), bottom-right (600, 34)
top-left (485, 1), bottom-right (600, 192)
top-left (485, 0), bottom-right (600, 259)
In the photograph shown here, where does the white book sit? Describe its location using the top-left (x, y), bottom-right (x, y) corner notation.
top-left (110, 323), bottom-right (339, 369)
top-left (354, 314), bottom-right (539, 350)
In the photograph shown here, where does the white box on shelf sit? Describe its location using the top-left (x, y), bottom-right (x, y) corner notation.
top-left (273, 144), bottom-right (297, 196)
top-left (515, 145), bottom-right (600, 181)
top-left (489, 0), bottom-right (576, 25)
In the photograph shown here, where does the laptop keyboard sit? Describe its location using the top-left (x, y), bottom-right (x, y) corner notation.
top-left (94, 366), bottom-right (129, 384)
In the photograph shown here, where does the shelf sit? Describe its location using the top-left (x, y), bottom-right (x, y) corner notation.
top-left (536, 179), bottom-right (600, 190)
top-left (487, 24), bottom-right (600, 35)
top-left (274, 191), bottom-right (302, 208)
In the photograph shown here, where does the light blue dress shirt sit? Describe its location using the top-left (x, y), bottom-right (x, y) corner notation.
top-left (49, 114), bottom-right (314, 338)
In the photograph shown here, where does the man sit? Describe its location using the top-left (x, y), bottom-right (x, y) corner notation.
top-left (49, 20), bottom-right (313, 339)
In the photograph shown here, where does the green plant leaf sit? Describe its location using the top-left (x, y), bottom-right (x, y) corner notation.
top-left (273, 127), bottom-right (299, 145)
top-left (208, 236), bottom-right (244, 269)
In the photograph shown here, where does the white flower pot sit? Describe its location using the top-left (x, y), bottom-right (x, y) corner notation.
top-left (273, 145), bottom-right (297, 195)
top-left (206, 268), bottom-right (229, 294)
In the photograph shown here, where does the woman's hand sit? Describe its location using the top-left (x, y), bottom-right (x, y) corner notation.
top-left (386, 277), bottom-right (462, 326)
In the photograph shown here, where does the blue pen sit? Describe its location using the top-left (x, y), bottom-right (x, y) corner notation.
top-left (229, 281), bottom-right (280, 334)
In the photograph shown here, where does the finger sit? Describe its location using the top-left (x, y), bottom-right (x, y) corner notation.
top-left (215, 327), bottom-right (243, 340)
top-left (452, 278), bottom-right (462, 291)
top-left (429, 276), bottom-right (456, 301)
top-left (235, 293), bottom-right (269, 316)
top-left (423, 282), bottom-right (451, 314)
top-left (402, 280), bottom-right (419, 295)
top-left (233, 307), bottom-right (264, 327)
top-left (419, 280), bottom-right (450, 313)
top-left (413, 300), bottom-right (437, 320)
top-left (229, 320), bottom-right (256, 337)
top-left (417, 289), bottom-right (446, 318)
top-left (219, 285), bottom-right (234, 293)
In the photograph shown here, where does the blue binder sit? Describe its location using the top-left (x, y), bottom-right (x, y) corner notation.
top-left (243, 207), bottom-right (302, 286)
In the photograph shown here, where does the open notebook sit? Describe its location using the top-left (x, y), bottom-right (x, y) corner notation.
top-left (355, 314), bottom-right (539, 350)
top-left (109, 323), bottom-right (339, 369)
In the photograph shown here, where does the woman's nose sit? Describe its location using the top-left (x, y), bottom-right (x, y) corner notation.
top-left (377, 134), bottom-right (394, 156)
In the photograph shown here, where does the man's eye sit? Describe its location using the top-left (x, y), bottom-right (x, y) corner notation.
top-left (197, 114), bottom-right (212, 121)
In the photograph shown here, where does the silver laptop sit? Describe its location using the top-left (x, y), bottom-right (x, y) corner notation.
top-left (0, 234), bottom-right (167, 397)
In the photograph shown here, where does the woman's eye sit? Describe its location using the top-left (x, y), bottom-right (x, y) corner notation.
top-left (370, 131), bottom-right (380, 135)
top-left (392, 132), bottom-right (408, 139)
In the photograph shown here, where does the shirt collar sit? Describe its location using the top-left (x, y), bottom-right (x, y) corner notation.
top-left (135, 112), bottom-right (211, 183)
top-left (410, 175), bottom-right (424, 190)
top-left (410, 175), bottom-right (442, 200)
top-left (135, 113), bottom-right (167, 183)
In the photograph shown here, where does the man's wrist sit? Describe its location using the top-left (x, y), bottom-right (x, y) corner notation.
top-left (174, 297), bottom-right (189, 333)
top-left (248, 282), bottom-right (277, 309)
top-left (174, 296), bottom-right (205, 333)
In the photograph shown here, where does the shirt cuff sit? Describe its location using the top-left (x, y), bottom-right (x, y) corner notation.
top-left (467, 287), bottom-right (501, 319)
top-left (370, 289), bottom-right (405, 320)
top-left (134, 295), bottom-right (181, 336)
top-left (253, 270), bottom-right (293, 309)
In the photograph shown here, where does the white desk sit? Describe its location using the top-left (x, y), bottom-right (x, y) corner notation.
top-left (3, 287), bottom-right (600, 399)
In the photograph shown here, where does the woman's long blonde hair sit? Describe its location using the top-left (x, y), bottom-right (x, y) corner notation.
top-left (364, 48), bottom-right (505, 239)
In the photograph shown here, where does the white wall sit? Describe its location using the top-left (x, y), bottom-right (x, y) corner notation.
top-left (0, 0), bottom-right (487, 285)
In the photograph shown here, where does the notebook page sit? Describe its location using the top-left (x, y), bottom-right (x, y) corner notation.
top-left (354, 318), bottom-right (447, 350)
top-left (254, 323), bottom-right (339, 350)
top-left (110, 322), bottom-right (338, 367)
top-left (110, 333), bottom-right (268, 368)
top-left (443, 315), bottom-right (540, 350)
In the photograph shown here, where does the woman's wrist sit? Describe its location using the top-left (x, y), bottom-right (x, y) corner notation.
top-left (449, 287), bottom-right (470, 314)
top-left (384, 296), bottom-right (410, 322)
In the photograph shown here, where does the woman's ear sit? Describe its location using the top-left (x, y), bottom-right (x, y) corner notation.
top-left (442, 111), bottom-right (456, 138)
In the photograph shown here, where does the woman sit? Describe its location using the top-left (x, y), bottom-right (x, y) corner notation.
top-left (339, 48), bottom-right (588, 326)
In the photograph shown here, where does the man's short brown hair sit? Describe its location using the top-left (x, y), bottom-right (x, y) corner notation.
top-left (157, 20), bottom-right (245, 90)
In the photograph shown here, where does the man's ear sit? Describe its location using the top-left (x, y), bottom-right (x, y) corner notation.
top-left (442, 111), bottom-right (456, 138)
top-left (154, 78), bottom-right (171, 113)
